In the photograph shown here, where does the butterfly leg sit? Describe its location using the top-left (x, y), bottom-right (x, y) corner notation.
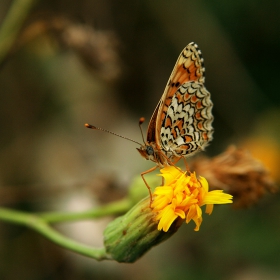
top-left (172, 156), bottom-right (181, 165)
top-left (181, 156), bottom-right (190, 171)
top-left (171, 155), bottom-right (190, 172)
top-left (173, 155), bottom-right (190, 171)
top-left (141, 165), bottom-right (158, 207)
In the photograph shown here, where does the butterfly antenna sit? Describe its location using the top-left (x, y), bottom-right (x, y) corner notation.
top-left (138, 117), bottom-right (146, 144)
top-left (85, 123), bottom-right (143, 146)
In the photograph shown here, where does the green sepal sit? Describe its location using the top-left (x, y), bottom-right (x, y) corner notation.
top-left (103, 197), bottom-right (182, 263)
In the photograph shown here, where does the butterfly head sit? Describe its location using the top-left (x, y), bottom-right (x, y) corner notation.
top-left (137, 142), bottom-right (168, 168)
top-left (137, 144), bottom-right (155, 161)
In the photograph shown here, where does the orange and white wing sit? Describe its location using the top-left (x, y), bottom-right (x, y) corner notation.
top-left (146, 42), bottom-right (208, 144)
top-left (160, 81), bottom-right (213, 158)
top-left (146, 43), bottom-right (213, 160)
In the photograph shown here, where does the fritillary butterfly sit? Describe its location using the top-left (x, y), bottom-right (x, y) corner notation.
top-left (137, 42), bottom-right (213, 169)
top-left (85, 42), bottom-right (213, 200)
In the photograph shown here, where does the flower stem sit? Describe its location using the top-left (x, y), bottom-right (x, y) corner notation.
top-left (40, 198), bottom-right (131, 223)
top-left (0, 198), bottom-right (132, 260)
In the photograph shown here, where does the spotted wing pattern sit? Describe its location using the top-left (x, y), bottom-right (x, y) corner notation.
top-left (147, 42), bottom-right (213, 164)
top-left (160, 81), bottom-right (213, 159)
top-left (157, 42), bottom-right (205, 125)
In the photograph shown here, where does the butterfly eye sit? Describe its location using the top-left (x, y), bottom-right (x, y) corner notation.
top-left (146, 146), bottom-right (154, 155)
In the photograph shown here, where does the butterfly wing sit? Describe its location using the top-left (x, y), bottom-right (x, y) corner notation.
top-left (142, 42), bottom-right (212, 166)
top-left (160, 81), bottom-right (213, 158)
top-left (147, 42), bottom-right (207, 145)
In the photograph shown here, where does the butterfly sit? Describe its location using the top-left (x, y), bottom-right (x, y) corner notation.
top-left (137, 42), bottom-right (213, 172)
top-left (85, 42), bottom-right (213, 200)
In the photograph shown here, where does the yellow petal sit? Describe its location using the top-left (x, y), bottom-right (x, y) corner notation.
top-left (202, 191), bottom-right (233, 205)
top-left (205, 204), bottom-right (214, 215)
top-left (199, 176), bottom-right (209, 191)
top-left (157, 205), bottom-right (178, 232)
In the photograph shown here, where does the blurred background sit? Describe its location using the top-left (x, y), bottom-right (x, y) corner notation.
top-left (0, 0), bottom-right (280, 279)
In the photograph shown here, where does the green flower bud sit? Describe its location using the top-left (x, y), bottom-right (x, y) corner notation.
top-left (103, 197), bottom-right (183, 263)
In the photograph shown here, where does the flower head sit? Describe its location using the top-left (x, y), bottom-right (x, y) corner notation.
top-left (152, 166), bottom-right (233, 232)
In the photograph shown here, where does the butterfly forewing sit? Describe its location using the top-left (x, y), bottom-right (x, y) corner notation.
top-left (163, 42), bottom-right (205, 99)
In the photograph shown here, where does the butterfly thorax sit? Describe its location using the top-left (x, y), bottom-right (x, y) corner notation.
top-left (137, 142), bottom-right (171, 167)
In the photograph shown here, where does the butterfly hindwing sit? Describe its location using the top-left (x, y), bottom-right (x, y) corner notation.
top-left (160, 81), bottom-right (213, 158)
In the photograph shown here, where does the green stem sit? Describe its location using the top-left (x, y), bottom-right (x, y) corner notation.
top-left (40, 198), bottom-right (131, 223)
top-left (0, 204), bottom-right (132, 260)
top-left (0, 0), bottom-right (38, 64)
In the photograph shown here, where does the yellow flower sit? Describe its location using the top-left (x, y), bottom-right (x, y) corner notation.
top-left (152, 166), bottom-right (233, 232)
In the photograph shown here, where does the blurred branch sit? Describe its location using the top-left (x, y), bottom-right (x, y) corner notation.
top-left (19, 17), bottom-right (121, 81)
top-left (0, 0), bottom-right (38, 65)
